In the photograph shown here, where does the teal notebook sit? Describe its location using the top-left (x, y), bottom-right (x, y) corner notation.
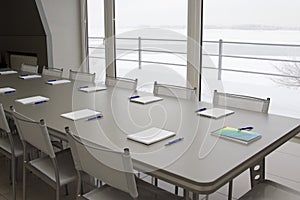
top-left (212, 126), bottom-right (261, 144)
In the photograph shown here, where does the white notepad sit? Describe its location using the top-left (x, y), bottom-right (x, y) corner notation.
top-left (0, 87), bottom-right (16, 94)
top-left (130, 96), bottom-right (163, 104)
top-left (197, 108), bottom-right (234, 119)
top-left (79, 86), bottom-right (107, 93)
top-left (127, 127), bottom-right (176, 145)
top-left (15, 96), bottom-right (49, 105)
top-left (61, 109), bottom-right (102, 121)
top-left (0, 70), bottom-right (18, 75)
top-left (19, 75), bottom-right (42, 79)
top-left (46, 80), bottom-right (71, 85)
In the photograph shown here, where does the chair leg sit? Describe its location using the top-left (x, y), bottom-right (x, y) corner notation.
top-left (175, 185), bottom-right (179, 195)
top-left (56, 183), bottom-right (60, 200)
top-left (65, 185), bottom-right (69, 196)
top-left (23, 164), bottom-right (26, 200)
top-left (11, 157), bottom-right (16, 200)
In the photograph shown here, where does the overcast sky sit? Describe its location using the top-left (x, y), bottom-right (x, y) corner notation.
top-left (88, 0), bottom-right (300, 35)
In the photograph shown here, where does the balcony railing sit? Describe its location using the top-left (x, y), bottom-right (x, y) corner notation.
top-left (88, 36), bottom-right (300, 81)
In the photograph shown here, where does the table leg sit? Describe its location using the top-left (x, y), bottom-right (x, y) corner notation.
top-left (250, 158), bottom-right (265, 188)
top-left (183, 189), bottom-right (200, 200)
top-left (228, 180), bottom-right (233, 200)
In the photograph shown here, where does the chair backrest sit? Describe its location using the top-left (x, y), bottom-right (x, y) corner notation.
top-left (0, 104), bottom-right (10, 133)
top-left (213, 90), bottom-right (270, 113)
top-left (105, 76), bottom-right (138, 91)
top-left (69, 69), bottom-right (95, 83)
top-left (10, 53), bottom-right (37, 71)
top-left (42, 66), bottom-right (63, 78)
top-left (153, 81), bottom-right (196, 100)
top-left (10, 107), bottom-right (55, 158)
top-left (20, 63), bottom-right (39, 73)
top-left (65, 127), bottom-right (138, 199)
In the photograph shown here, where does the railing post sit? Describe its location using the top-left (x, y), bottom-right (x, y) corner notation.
top-left (138, 37), bottom-right (142, 69)
top-left (218, 39), bottom-right (223, 80)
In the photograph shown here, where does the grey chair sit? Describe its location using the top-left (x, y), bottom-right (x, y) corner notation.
top-left (213, 90), bottom-right (271, 199)
top-left (213, 90), bottom-right (270, 113)
top-left (105, 76), bottom-right (138, 91)
top-left (69, 69), bottom-right (96, 83)
top-left (0, 104), bottom-right (23, 200)
top-left (42, 66), bottom-right (63, 78)
top-left (11, 107), bottom-right (77, 200)
top-left (20, 63), bottom-right (39, 74)
top-left (65, 127), bottom-right (183, 200)
top-left (153, 81), bottom-right (196, 100)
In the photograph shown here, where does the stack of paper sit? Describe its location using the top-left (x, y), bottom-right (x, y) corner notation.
top-left (19, 75), bottom-right (42, 79)
top-left (61, 109), bottom-right (102, 121)
top-left (127, 127), bottom-right (176, 145)
top-left (79, 86), bottom-right (107, 93)
top-left (15, 96), bottom-right (49, 105)
top-left (46, 80), bottom-right (71, 85)
top-left (197, 108), bottom-right (234, 119)
top-left (0, 87), bottom-right (16, 94)
top-left (0, 70), bottom-right (18, 75)
top-left (130, 96), bottom-right (163, 104)
top-left (211, 126), bottom-right (261, 144)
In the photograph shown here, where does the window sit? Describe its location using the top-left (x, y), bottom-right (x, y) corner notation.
top-left (202, 0), bottom-right (300, 117)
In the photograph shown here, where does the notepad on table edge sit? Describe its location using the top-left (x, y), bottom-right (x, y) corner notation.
top-left (15, 96), bottom-right (49, 105)
top-left (60, 109), bottom-right (102, 121)
top-left (197, 108), bottom-right (234, 119)
top-left (127, 127), bottom-right (176, 145)
top-left (0, 87), bottom-right (16, 94)
top-left (211, 126), bottom-right (261, 144)
top-left (130, 96), bottom-right (163, 104)
top-left (19, 75), bottom-right (42, 79)
top-left (47, 80), bottom-right (71, 85)
top-left (0, 70), bottom-right (18, 75)
top-left (79, 86), bottom-right (107, 93)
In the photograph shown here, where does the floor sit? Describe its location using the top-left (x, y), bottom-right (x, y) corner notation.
top-left (1, 138), bottom-right (300, 200)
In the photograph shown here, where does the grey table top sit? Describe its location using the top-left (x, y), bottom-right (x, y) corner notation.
top-left (1, 72), bottom-right (299, 194)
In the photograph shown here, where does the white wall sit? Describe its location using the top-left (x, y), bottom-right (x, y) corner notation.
top-left (39, 0), bottom-right (83, 77)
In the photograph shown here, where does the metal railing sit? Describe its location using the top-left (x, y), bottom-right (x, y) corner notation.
top-left (88, 36), bottom-right (300, 80)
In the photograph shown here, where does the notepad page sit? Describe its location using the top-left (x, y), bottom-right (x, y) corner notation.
top-left (47, 80), bottom-right (71, 85)
top-left (198, 108), bottom-right (234, 119)
top-left (130, 96), bottom-right (163, 104)
top-left (19, 75), bottom-right (42, 79)
top-left (15, 96), bottom-right (49, 105)
top-left (0, 87), bottom-right (16, 94)
top-left (127, 127), bottom-right (176, 145)
top-left (0, 70), bottom-right (18, 75)
top-left (79, 86), bottom-right (107, 93)
top-left (61, 109), bottom-right (102, 121)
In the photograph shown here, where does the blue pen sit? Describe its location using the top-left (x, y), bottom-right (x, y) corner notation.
top-left (48, 79), bottom-right (56, 82)
top-left (34, 100), bottom-right (48, 105)
top-left (129, 95), bottom-right (140, 99)
top-left (87, 115), bottom-right (103, 121)
top-left (80, 86), bottom-right (89, 89)
top-left (195, 107), bottom-right (207, 112)
top-left (4, 91), bottom-right (16, 94)
top-left (165, 137), bottom-right (184, 146)
top-left (238, 126), bottom-right (253, 131)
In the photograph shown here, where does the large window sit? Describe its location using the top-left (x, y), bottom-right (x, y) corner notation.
top-left (202, 0), bottom-right (300, 117)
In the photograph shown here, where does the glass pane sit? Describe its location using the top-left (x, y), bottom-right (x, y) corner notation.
top-left (87, 0), bottom-right (105, 82)
top-left (115, 0), bottom-right (188, 92)
top-left (202, 0), bottom-right (300, 118)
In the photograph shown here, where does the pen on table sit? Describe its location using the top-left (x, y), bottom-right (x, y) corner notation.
top-left (129, 95), bottom-right (140, 99)
top-left (87, 115), bottom-right (103, 121)
top-left (4, 91), bottom-right (16, 94)
top-left (20, 74), bottom-right (28, 77)
top-left (165, 137), bottom-right (184, 146)
top-left (47, 79), bottom-right (56, 82)
top-left (80, 86), bottom-right (89, 89)
top-left (34, 100), bottom-right (48, 105)
top-left (195, 107), bottom-right (207, 112)
top-left (238, 126), bottom-right (253, 131)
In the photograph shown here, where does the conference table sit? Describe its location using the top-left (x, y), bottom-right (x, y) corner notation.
top-left (0, 72), bottom-right (299, 200)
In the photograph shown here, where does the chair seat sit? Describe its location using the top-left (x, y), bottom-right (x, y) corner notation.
top-left (0, 134), bottom-right (23, 157)
top-left (29, 148), bottom-right (77, 186)
top-left (239, 180), bottom-right (300, 200)
top-left (82, 177), bottom-right (183, 200)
